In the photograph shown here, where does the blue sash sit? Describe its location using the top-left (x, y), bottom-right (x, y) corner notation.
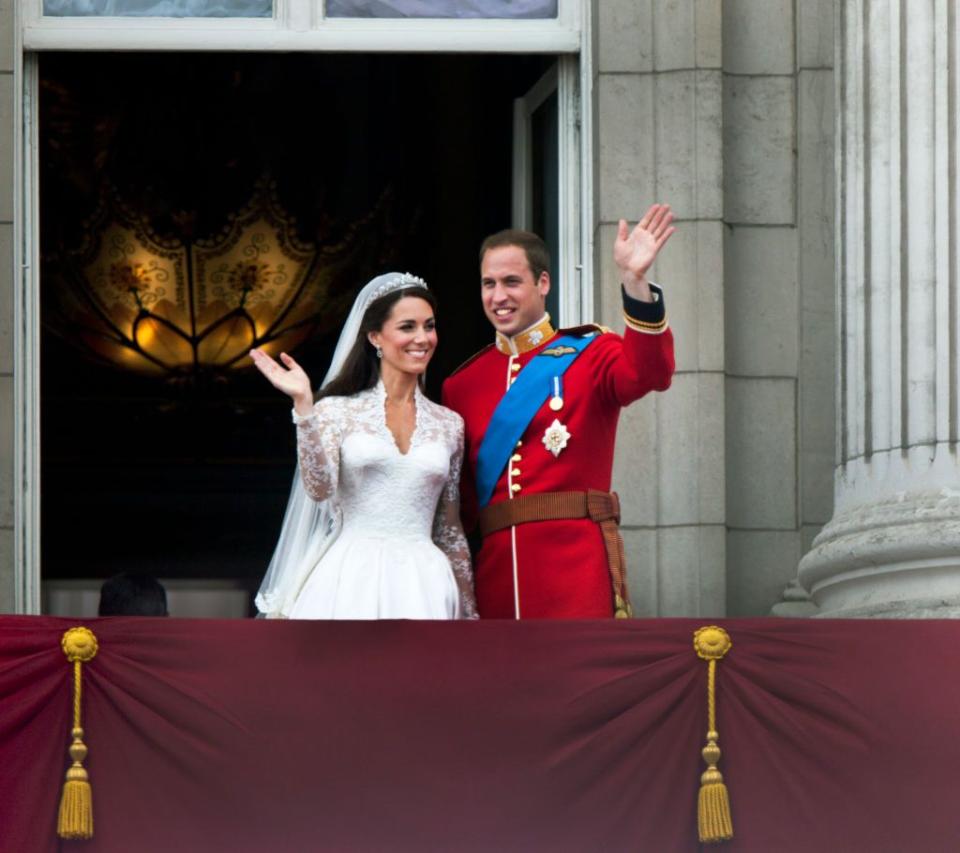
top-left (475, 334), bottom-right (598, 508)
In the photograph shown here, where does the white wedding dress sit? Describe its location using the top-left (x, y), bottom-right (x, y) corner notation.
top-left (287, 381), bottom-right (477, 619)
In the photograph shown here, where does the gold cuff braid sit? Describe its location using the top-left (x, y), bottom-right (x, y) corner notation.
top-left (623, 311), bottom-right (669, 334)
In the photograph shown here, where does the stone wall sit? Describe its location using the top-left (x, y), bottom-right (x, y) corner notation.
top-left (594, 0), bottom-right (727, 616)
top-left (723, 0), bottom-right (834, 616)
top-left (594, 0), bottom-right (835, 616)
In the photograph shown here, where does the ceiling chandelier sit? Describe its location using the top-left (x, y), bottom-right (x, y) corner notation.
top-left (51, 180), bottom-right (374, 379)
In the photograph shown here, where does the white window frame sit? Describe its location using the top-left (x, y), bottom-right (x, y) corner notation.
top-left (23, 0), bottom-right (580, 52)
top-left (14, 0), bottom-right (594, 613)
top-left (15, 11), bottom-right (43, 615)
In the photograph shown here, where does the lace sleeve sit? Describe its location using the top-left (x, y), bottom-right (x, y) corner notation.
top-left (432, 415), bottom-right (478, 619)
top-left (293, 399), bottom-right (342, 502)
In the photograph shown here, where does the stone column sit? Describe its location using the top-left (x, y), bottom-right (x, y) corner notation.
top-left (798, 0), bottom-right (960, 616)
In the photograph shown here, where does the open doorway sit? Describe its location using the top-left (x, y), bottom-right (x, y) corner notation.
top-left (38, 51), bottom-right (556, 613)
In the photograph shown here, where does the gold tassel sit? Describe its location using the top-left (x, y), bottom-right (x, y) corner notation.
top-left (57, 627), bottom-right (98, 841)
top-left (693, 625), bottom-right (733, 844)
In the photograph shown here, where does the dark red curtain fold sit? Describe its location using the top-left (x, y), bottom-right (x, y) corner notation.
top-left (0, 616), bottom-right (956, 853)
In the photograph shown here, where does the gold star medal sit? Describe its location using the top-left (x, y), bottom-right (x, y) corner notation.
top-left (542, 418), bottom-right (571, 458)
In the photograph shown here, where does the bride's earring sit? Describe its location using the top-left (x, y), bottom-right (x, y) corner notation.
top-left (376, 346), bottom-right (383, 359)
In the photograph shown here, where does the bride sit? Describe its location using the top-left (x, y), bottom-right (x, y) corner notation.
top-left (250, 272), bottom-right (477, 619)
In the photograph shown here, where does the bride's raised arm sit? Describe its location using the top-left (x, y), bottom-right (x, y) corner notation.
top-left (432, 416), bottom-right (478, 619)
top-left (251, 347), bottom-right (342, 503)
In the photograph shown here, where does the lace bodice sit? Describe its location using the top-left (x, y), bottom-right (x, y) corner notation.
top-left (294, 382), bottom-right (477, 618)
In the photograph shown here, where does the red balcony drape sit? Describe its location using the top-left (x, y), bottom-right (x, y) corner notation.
top-left (0, 616), bottom-right (956, 852)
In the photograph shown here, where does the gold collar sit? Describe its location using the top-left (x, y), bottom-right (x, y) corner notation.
top-left (495, 315), bottom-right (556, 356)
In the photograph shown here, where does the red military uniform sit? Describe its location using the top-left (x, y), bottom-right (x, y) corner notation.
top-left (441, 286), bottom-right (674, 618)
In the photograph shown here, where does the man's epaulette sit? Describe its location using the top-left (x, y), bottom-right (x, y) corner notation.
top-left (558, 323), bottom-right (612, 337)
top-left (448, 343), bottom-right (495, 377)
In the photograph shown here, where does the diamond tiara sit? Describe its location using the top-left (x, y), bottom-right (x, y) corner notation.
top-left (370, 272), bottom-right (429, 302)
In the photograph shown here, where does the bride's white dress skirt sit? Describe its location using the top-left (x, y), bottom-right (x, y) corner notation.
top-left (288, 531), bottom-right (460, 619)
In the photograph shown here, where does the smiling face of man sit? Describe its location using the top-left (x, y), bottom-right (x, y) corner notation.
top-left (480, 244), bottom-right (551, 338)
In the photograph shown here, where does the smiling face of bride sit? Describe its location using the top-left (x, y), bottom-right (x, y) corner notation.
top-left (367, 295), bottom-right (438, 379)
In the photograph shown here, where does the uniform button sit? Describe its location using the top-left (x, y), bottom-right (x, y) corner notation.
top-left (511, 483), bottom-right (522, 493)
top-left (515, 440), bottom-right (523, 448)
top-left (511, 468), bottom-right (521, 477)
top-left (511, 453), bottom-right (522, 462)
top-left (510, 363), bottom-right (521, 372)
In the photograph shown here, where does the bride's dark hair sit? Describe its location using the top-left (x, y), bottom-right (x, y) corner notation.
top-left (317, 286), bottom-right (438, 401)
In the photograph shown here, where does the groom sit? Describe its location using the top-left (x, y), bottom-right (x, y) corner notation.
top-left (441, 204), bottom-right (676, 619)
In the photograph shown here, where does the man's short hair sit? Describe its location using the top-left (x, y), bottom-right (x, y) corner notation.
top-left (98, 572), bottom-right (169, 617)
top-left (479, 229), bottom-right (550, 282)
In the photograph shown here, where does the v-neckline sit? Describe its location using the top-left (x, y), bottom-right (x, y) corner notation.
top-left (376, 381), bottom-right (419, 456)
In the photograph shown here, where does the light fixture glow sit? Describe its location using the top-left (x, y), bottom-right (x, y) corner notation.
top-left (52, 179), bottom-right (376, 380)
